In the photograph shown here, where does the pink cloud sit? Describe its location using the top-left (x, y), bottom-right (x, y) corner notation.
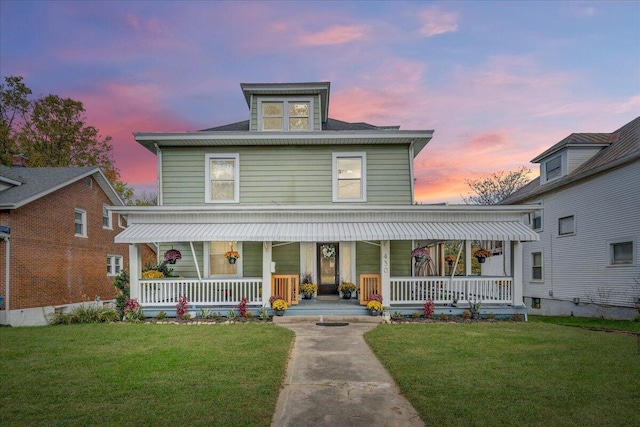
top-left (297, 25), bottom-right (368, 46)
top-left (418, 7), bottom-right (458, 37)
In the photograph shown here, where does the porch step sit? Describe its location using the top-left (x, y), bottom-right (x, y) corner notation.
top-left (272, 314), bottom-right (383, 325)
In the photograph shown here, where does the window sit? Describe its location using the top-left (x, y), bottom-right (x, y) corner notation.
top-left (558, 215), bottom-right (575, 236)
top-left (208, 241), bottom-right (240, 276)
top-left (530, 210), bottom-right (542, 231)
top-left (609, 241), bottom-right (634, 266)
top-left (102, 204), bottom-right (112, 229)
top-left (259, 98), bottom-right (312, 131)
top-left (531, 298), bottom-right (541, 309)
top-left (544, 155), bottom-right (562, 182)
top-left (333, 153), bottom-right (366, 202)
top-left (118, 214), bottom-right (127, 229)
top-left (206, 154), bottom-right (239, 203)
top-left (532, 252), bottom-right (543, 281)
top-left (107, 255), bottom-right (123, 276)
top-left (74, 209), bottom-right (87, 237)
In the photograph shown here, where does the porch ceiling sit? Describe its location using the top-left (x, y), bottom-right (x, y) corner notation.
top-left (114, 221), bottom-right (539, 244)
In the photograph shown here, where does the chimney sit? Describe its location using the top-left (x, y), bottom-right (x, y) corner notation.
top-left (12, 154), bottom-right (29, 167)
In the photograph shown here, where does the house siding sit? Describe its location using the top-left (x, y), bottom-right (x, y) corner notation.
top-left (521, 162), bottom-right (640, 310)
top-left (0, 177), bottom-right (131, 312)
top-left (390, 240), bottom-right (412, 276)
top-left (356, 241), bottom-right (381, 278)
top-left (161, 145), bottom-right (412, 205)
top-left (566, 147), bottom-right (604, 174)
top-left (273, 242), bottom-right (301, 275)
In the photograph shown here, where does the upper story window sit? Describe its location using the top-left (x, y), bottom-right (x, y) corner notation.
top-left (542, 154), bottom-right (563, 183)
top-left (102, 204), bottom-right (112, 229)
top-left (558, 215), bottom-right (575, 236)
top-left (259, 98), bottom-right (312, 131)
top-left (333, 152), bottom-right (366, 202)
top-left (206, 154), bottom-right (239, 203)
top-left (107, 255), bottom-right (123, 276)
top-left (609, 240), bottom-right (634, 266)
top-left (74, 209), bottom-right (87, 237)
top-left (530, 210), bottom-right (542, 231)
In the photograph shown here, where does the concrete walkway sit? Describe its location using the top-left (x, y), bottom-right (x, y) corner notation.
top-left (271, 316), bottom-right (425, 427)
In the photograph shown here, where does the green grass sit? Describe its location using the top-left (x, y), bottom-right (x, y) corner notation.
top-left (365, 322), bottom-right (640, 427)
top-left (529, 314), bottom-right (640, 332)
top-left (0, 323), bottom-right (294, 427)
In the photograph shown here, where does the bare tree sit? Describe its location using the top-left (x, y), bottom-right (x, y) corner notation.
top-left (463, 166), bottom-right (532, 205)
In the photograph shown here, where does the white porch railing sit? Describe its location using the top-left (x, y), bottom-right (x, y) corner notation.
top-left (139, 278), bottom-right (263, 306)
top-left (390, 277), bottom-right (513, 305)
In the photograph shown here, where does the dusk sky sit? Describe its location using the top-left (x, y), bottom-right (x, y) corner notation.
top-left (1, 1), bottom-right (638, 203)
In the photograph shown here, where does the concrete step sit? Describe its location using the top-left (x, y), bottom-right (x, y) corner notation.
top-left (272, 314), bottom-right (383, 325)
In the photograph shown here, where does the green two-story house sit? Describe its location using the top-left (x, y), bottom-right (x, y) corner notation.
top-left (113, 82), bottom-right (538, 316)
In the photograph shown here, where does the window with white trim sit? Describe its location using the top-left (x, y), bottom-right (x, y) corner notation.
top-left (107, 255), bottom-right (123, 276)
top-left (530, 210), bottom-right (542, 231)
top-left (543, 154), bottom-right (563, 182)
top-left (208, 241), bottom-right (241, 277)
top-left (558, 215), bottom-right (575, 236)
top-left (118, 214), bottom-right (127, 229)
top-left (206, 154), bottom-right (239, 203)
top-left (609, 240), bottom-right (634, 266)
top-left (102, 204), bottom-right (112, 229)
top-left (333, 152), bottom-right (366, 202)
top-left (531, 252), bottom-right (543, 281)
top-left (258, 98), bottom-right (312, 131)
top-left (74, 209), bottom-right (87, 237)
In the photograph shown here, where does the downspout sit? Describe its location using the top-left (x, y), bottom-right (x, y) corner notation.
top-left (154, 143), bottom-right (163, 206)
top-left (3, 236), bottom-right (9, 325)
top-left (409, 141), bottom-right (415, 204)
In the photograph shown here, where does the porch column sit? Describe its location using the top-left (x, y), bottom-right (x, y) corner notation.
top-left (262, 241), bottom-right (272, 306)
top-left (380, 240), bottom-right (391, 305)
top-left (464, 240), bottom-right (472, 276)
top-left (511, 241), bottom-right (524, 307)
top-left (129, 243), bottom-right (141, 300)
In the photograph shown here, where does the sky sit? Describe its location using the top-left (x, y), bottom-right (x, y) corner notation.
top-left (1, 1), bottom-right (638, 204)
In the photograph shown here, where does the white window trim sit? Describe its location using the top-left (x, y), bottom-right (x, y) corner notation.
top-left (541, 153), bottom-right (565, 184)
top-left (531, 250), bottom-right (543, 283)
top-left (607, 238), bottom-right (636, 267)
top-left (557, 214), bottom-right (576, 237)
top-left (102, 204), bottom-right (112, 229)
top-left (204, 241), bottom-right (243, 278)
top-left (107, 255), bottom-right (123, 276)
top-left (118, 214), bottom-right (127, 229)
top-left (205, 153), bottom-right (240, 204)
top-left (74, 209), bottom-right (87, 238)
top-left (332, 152), bottom-right (367, 202)
top-left (530, 208), bottom-right (543, 232)
top-left (257, 97), bottom-right (314, 132)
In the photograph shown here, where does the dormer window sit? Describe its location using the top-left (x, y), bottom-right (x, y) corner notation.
top-left (542, 154), bottom-right (563, 183)
top-left (259, 98), bottom-right (312, 131)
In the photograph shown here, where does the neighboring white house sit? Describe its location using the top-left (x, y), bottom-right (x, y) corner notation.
top-left (503, 117), bottom-right (640, 319)
top-left (111, 81), bottom-right (540, 317)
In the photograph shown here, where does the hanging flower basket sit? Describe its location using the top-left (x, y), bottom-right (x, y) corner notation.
top-left (473, 248), bottom-right (492, 263)
top-left (411, 247), bottom-right (430, 262)
top-left (225, 250), bottom-right (240, 264)
top-left (321, 244), bottom-right (336, 259)
top-left (445, 255), bottom-right (456, 266)
top-left (164, 249), bottom-right (182, 264)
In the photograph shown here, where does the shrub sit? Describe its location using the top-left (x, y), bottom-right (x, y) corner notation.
top-left (227, 310), bottom-right (237, 319)
top-left (423, 299), bottom-right (435, 318)
top-left (176, 296), bottom-right (188, 319)
top-left (182, 313), bottom-right (192, 321)
top-left (154, 311), bottom-right (167, 320)
top-left (411, 312), bottom-right (421, 319)
top-left (238, 297), bottom-right (248, 317)
top-left (113, 271), bottom-right (130, 318)
top-left (438, 313), bottom-right (448, 321)
top-left (513, 313), bottom-right (524, 322)
top-left (462, 310), bottom-right (472, 320)
top-left (245, 311), bottom-right (254, 319)
top-left (123, 299), bottom-right (145, 322)
top-left (49, 305), bottom-right (119, 325)
top-left (199, 308), bottom-right (213, 319)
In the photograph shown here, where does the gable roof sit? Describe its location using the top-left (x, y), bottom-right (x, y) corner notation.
top-left (503, 117), bottom-right (640, 204)
top-left (0, 165), bottom-right (123, 209)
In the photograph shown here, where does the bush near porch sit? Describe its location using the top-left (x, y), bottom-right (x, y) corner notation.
top-left (0, 324), bottom-right (294, 426)
top-left (364, 322), bottom-right (640, 427)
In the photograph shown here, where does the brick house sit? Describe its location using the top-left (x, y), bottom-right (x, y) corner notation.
top-left (0, 159), bottom-right (151, 326)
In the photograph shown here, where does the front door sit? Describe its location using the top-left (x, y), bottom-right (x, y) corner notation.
top-left (317, 243), bottom-right (339, 295)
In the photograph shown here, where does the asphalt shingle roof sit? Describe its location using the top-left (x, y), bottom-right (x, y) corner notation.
top-left (200, 118), bottom-right (396, 132)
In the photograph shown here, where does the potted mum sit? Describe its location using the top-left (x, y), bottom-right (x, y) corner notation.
top-left (164, 249), bottom-right (182, 264)
top-left (473, 248), bottom-right (492, 264)
top-left (366, 300), bottom-right (383, 315)
top-left (224, 249), bottom-right (240, 264)
top-left (300, 282), bottom-right (317, 299)
top-left (271, 298), bottom-right (288, 316)
top-left (337, 282), bottom-right (356, 299)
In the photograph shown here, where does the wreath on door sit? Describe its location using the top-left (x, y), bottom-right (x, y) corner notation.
top-left (321, 244), bottom-right (336, 259)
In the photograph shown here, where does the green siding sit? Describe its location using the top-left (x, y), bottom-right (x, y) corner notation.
top-left (390, 241), bottom-right (412, 276)
top-left (161, 144), bottom-right (412, 205)
top-left (273, 242), bottom-right (300, 275)
top-left (356, 241), bottom-right (380, 277)
top-left (242, 242), bottom-right (262, 277)
top-left (156, 243), bottom-right (203, 278)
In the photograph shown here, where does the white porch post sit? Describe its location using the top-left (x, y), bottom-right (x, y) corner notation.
top-left (380, 240), bottom-right (391, 305)
top-left (511, 241), bottom-right (524, 307)
top-left (262, 241), bottom-right (272, 306)
top-left (129, 244), bottom-right (141, 300)
top-left (464, 240), bottom-right (472, 276)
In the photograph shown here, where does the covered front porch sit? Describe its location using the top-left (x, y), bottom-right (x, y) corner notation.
top-left (112, 204), bottom-right (538, 318)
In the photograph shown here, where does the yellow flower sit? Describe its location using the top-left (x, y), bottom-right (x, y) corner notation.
top-left (300, 283), bottom-right (317, 294)
top-left (271, 299), bottom-right (288, 311)
top-left (366, 300), bottom-right (383, 312)
top-left (142, 270), bottom-right (165, 280)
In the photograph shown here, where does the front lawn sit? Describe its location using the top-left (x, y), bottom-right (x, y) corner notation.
top-left (0, 323), bottom-right (294, 427)
top-left (365, 322), bottom-right (640, 427)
